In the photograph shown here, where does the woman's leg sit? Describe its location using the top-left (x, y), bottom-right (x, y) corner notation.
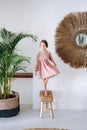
top-left (42, 75), bottom-right (56, 95)
top-left (43, 79), bottom-right (47, 96)
top-left (43, 77), bottom-right (49, 96)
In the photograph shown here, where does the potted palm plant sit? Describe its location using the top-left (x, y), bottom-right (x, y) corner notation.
top-left (0, 28), bottom-right (37, 117)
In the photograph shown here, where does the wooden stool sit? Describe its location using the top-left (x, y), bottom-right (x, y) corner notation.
top-left (39, 90), bottom-right (54, 118)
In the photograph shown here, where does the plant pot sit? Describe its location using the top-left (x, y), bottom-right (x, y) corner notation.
top-left (0, 91), bottom-right (20, 117)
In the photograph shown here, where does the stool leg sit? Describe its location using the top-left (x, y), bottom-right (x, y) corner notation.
top-left (50, 102), bottom-right (54, 118)
top-left (40, 102), bottom-right (43, 118)
top-left (46, 102), bottom-right (48, 109)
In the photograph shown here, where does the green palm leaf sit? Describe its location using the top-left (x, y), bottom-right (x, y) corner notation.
top-left (0, 28), bottom-right (37, 99)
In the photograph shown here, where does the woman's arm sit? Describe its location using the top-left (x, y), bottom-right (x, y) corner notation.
top-left (49, 52), bottom-right (57, 66)
top-left (34, 53), bottom-right (40, 75)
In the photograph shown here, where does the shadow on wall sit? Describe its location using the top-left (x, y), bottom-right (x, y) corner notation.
top-left (48, 70), bottom-right (87, 110)
top-left (70, 71), bottom-right (87, 109)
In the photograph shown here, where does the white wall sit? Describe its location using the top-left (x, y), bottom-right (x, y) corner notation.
top-left (0, 0), bottom-right (87, 109)
top-left (12, 78), bottom-right (33, 105)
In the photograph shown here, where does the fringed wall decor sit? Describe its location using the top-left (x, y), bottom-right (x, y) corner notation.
top-left (55, 12), bottom-right (87, 68)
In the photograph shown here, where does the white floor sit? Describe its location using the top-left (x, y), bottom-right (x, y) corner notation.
top-left (0, 105), bottom-right (87, 130)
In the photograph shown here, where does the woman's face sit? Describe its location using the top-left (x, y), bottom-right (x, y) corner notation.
top-left (40, 42), bottom-right (47, 51)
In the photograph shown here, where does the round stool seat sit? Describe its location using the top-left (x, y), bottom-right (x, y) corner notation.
top-left (39, 90), bottom-right (53, 102)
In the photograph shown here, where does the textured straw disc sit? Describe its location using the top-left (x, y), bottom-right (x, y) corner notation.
top-left (55, 12), bottom-right (87, 68)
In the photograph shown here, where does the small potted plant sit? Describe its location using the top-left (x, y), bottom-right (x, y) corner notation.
top-left (0, 28), bottom-right (37, 117)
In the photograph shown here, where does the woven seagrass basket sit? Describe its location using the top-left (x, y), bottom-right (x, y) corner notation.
top-left (0, 91), bottom-right (20, 117)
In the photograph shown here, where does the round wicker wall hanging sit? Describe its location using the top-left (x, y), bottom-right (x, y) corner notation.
top-left (55, 12), bottom-right (87, 68)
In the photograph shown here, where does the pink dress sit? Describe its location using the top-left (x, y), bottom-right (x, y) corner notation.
top-left (34, 50), bottom-right (59, 79)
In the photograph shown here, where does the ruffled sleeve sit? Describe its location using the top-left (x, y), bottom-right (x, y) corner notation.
top-left (49, 51), bottom-right (56, 66)
top-left (34, 52), bottom-right (40, 71)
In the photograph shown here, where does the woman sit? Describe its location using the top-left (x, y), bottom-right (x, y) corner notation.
top-left (34, 40), bottom-right (60, 96)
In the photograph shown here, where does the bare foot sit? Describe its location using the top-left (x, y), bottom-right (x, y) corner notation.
top-left (45, 90), bottom-right (47, 96)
